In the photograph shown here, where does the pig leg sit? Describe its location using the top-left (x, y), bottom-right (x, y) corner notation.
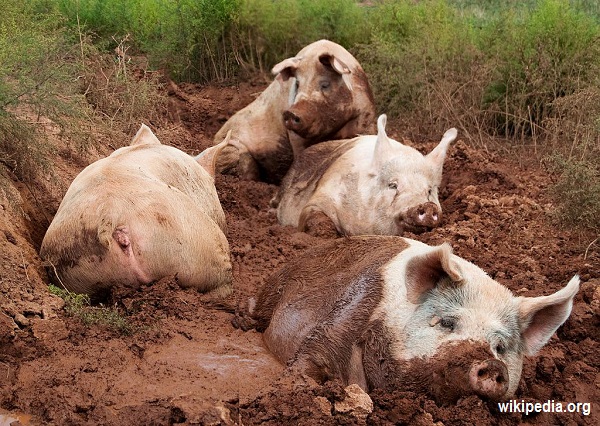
top-left (360, 320), bottom-right (402, 391)
top-left (298, 206), bottom-right (339, 238)
top-left (215, 144), bottom-right (260, 181)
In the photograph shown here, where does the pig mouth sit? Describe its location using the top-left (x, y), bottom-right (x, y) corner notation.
top-left (383, 341), bottom-right (511, 405)
top-left (397, 221), bottom-right (430, 235)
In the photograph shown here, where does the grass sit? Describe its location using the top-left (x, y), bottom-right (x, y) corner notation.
top-left (48, 284), bottom-right (135, 335)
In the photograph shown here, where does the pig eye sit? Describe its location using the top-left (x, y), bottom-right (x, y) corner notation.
top-left (440, 318), bottom-right (456, 331)
top-left (388, 182), bottom-right (398, 190)
top-left (320, 80), bottom-right (331, 90)
top-left (495, 343), bottom-right (506, 355)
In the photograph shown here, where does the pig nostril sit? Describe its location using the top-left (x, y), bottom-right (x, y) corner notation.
top-left (478, 369), bottom-right (486, 377)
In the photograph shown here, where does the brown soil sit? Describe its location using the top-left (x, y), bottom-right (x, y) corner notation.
top-left (0, 79), bottom-right (598, 426)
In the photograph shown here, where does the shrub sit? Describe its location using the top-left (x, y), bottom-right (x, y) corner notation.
top-left (60, 0), bottom-right (241, 82)
top-left (81, 38), bottom-right (169, 136)
top-left (544, 86), bottom-right (600, 159)
top-left (233, 0), bottom-right (368, 75)
top-left (59, 0), bottom-right (369, 81)
top-left (545, 154), bottom-right (600, 231)
top-left (0, 0), bottom-right (80, 181)
top-left (355, 0), bottom-right (483, 138)
top-left (480, 0), bottom-right (600, 140)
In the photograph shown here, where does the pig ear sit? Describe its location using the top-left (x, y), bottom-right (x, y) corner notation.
top-left (131, 124), bottom-right (161, 146)
top-left (518, 275), bottom-right (580, 356)
top-left (272, 57), bottom-right (301, 81)
top-left (426, 128), bottom-right (457, 171)
top-left (195, 130), bottom-right (233, 177)
top-left (404, 242), bottom-right (463, 304)
top-left (371, 114), bottom-right (395, 170)
top-left (319, 54), bottom-right (353, 90)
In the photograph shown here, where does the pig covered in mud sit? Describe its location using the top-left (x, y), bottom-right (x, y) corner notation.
top-left (274, 114), bottom-right (457, 236)
top-left (40, 125), bottom-right (232, 297)
top-left (213, 39), bottom-right (376, 183)
top-left (251, 236), bottom-right (579, 403)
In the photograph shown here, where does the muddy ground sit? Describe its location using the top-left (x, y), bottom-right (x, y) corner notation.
top-left (0, 79), bottom-right (598, 425)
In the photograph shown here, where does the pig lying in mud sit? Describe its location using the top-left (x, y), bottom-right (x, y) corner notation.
top-left (251, 236), bottom-right (579, 403)
top-left (212, 39), bottom-right (376, 183)
top-left (40, 125), bottom-right (232, 298)
top-left (273, 114), bottom-right (458, 236)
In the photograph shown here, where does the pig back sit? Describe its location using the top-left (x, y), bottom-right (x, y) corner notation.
top-left (276, 138), bottom-right (359, 226)
top-left (253, 236), bottom-right (409, 367)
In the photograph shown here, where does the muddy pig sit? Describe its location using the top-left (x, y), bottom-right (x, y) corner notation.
top-left (252, 236), bottom-right (580, 402)
top-left (273, 114), bottom-right (457, 236)
top-left (213, 39), bottom-right (376, 183)
top-left (40, 125), bottom-right (233, 298)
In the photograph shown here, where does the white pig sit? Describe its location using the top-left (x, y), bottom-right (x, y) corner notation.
top-left (252, 236), bottom-right (580, 402)
top-left (40, 125), bottom-right (233, 297)
top-left (274, 114), bottom-right (457, 236)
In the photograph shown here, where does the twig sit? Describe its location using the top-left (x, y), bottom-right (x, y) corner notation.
top-left (77, 13), bottom-right (85, 69)
top-left (48, 259), bottom-right (69, 291)
top-left (584, 237), bottom-right (598, 260)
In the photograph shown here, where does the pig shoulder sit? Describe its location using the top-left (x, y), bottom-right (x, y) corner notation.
top-left (213, 79), bottom-right (293, 182)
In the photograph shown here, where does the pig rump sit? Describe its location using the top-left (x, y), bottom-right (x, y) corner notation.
top-left (40, 125), bottom-right (233, 298)
top-left (252, 236), bottom-right (579, 402)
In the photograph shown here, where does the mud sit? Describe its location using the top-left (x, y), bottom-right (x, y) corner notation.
top-left (0, 79), bottom-right (598, 425)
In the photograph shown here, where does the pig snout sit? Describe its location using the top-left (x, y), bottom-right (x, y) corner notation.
top-left (283, 110), bottom-right (303, 133)
top-left (403, 202), bottom-right (442, 230)
top-left (469, 359), bottom-right (509, 401)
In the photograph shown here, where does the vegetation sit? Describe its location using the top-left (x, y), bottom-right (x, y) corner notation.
top-left (48, 284), bottom-right (135, 334)
top-left (546, 154), bottom-right (600, 231)
top-left (1, 0), bottom-right (598, 230)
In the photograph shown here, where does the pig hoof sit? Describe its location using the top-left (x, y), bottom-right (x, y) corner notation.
top-left (469, 359), bottom-right (509, 400)
top-left (231, 311), bottom-right (256, 332)
top-left (301, 211), bottom-right (339, 238)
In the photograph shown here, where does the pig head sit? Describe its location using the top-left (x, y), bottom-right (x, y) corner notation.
top-left (40, 125), bottom-right (233, 298)
top-left (275, 114), bottom-right (457, 236)
top-left (252, 236), bottom-right (579, 402)
top-left (213, 39), bottom-right (376, 183)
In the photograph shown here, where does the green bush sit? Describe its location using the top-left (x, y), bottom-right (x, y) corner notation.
top-left (355, 0), bottom-right (483, 137)
top-left (480, 0), bottom-right (600, 139)
top-left (233, 0), bottom-right (368, 74)
top-left (58, 0), bottom-right (369, 81)
top-left (0, 0), bottom-right (81, 181)
top-left (60, 0), bottom-right (241, 82)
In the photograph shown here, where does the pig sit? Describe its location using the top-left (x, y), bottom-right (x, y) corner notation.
top-left (273, 114), bottom-right (458, 236)
top-left (213, 39), bottom-right (376, 183)
top-left (40, 125), bottom-right (233, 298)
top-left (251, 236), bottom-right (580, 402)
